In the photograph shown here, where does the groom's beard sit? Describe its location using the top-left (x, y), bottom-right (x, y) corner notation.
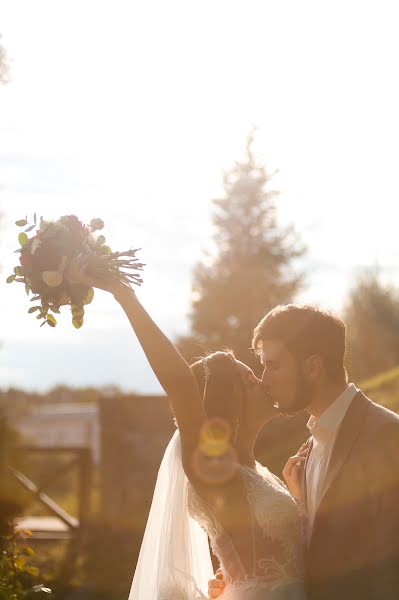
top-left (282, 368), bottom-right (314, 416)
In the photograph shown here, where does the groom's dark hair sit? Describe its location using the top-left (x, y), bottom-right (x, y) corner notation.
top-left (252, 304), bottom-right (348, 385)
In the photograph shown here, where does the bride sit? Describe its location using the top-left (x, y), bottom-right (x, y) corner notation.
top-left (68, 258), bottom-right (306, 600)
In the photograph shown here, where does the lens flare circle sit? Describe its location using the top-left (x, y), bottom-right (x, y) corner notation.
top-left (192, 445), bottom-right (237, 484)
top-left (199, 417), bottom-right (231, 457)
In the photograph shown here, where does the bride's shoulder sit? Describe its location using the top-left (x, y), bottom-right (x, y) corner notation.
top-left (238, 461), bottom-right (294, 502)
top-left (257, 463), bottom-right (290, 491)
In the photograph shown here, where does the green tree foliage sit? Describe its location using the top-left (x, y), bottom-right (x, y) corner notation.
top-left (179, 131), bottom-right (305, 371)
top-left (0, 528), bottom-right (53, 600)
top-left (344, 270), bottom-right (399, 382)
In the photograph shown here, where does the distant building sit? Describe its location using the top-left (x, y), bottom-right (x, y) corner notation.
top-left (11, 402), bottom-right (101, 463)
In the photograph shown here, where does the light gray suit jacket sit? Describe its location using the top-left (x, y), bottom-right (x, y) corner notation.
top-left (302, 391), bottom-right (399, 600)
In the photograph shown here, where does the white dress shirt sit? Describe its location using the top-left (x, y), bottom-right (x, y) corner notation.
top-left (305, 383), bottom-right (359, 540)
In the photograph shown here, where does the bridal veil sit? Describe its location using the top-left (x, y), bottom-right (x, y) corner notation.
top-left (128, 430), bottom-right (213, 599)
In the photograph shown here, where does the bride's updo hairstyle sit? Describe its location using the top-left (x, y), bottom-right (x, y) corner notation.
top-left (190, 350), bottom-right (245, 439)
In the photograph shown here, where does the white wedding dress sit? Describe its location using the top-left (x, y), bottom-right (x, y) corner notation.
top-left (128, 431), bottom-right (306, 600)
top-left (188, 461), bottom-right (306, 600)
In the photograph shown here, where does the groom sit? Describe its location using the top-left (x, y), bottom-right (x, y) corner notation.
top-left (209, 304), bottom-right (399, 600)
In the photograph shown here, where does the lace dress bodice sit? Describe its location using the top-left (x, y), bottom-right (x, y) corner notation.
top-left (188, 462), bottom-right (305, 599)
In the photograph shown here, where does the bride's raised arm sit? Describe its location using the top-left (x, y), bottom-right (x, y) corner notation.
top-left (65, 255), bottom-right (205, 461)
top-left (112, 284), bottom-right (205, 448)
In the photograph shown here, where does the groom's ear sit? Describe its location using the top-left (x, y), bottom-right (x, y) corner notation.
top-left (303, 354), bottom-right (323, 380)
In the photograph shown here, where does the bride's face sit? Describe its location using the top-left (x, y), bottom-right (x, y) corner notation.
top-left (235, 360), bottom-right (277, 425)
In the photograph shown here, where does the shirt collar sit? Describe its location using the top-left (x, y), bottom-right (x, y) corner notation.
top-left (307, 383), bottom-right (359, 446)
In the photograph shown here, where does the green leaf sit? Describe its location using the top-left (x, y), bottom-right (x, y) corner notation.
top-left (96, 235), bottom-right (106, 245)
top-left (28, 306), bottom-right (41, 313)
top-left (40, 321), bottom-right (47, 327)
top-left (25, 565), bottom-right (39, 576)
top-left (15, 555), bottom-right (26, 569)
top-left (15, 219), bottom-right (27, 227)
top-left (18, 232), bottom-right (28, 246)
top-left (72, 318), bottom-right (83, 329)
top-left (14, 266), bottom-right (23, 275)
top-left (25, 224), bottom-right (35, 233)
top-left (30, 295), bottom-right (41, 301)
top-left (101, 245), bottom-right (112, 254)
top-left (6, 274), bottom-right (16, 283)
top-left (37, 314), bottom-right (45, 319)
top-left (84, 287), bottom-right (94, 305)
top-left (46, 314), bottom-right (57, 327)
top-left (49, 306), bottom-right (60, 314)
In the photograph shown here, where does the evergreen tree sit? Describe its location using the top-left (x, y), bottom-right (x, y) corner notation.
top-left (179, 131), bottom-right (305, 372)
top-left (344, 270), bottom-right (399, 382)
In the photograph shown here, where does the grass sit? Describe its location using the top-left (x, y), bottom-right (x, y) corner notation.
top-left (360, 365), bottom-right (399, 413)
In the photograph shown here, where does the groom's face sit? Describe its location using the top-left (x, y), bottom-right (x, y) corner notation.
top-left (260, 339), bottom-right (311, 414)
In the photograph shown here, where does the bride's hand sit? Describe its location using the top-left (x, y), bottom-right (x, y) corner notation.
top-left (65, 253), bottom-right (122, 295)
top-left (282, 443), bottom-right (308, 500)
top-left (208, 568), bottom-right (225, 599)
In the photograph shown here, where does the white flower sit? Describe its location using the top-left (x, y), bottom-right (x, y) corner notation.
top-left (87, 233), bottom-right (97, 248)
top-left (42, 270), bottom-right (63, 287)
top-left (89, 218), bottom-right (104, 231)
top-left (31, 238), bottom-right (42, 255)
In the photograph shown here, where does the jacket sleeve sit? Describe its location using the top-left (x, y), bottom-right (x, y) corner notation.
top-left (372, 422), bottom-right (399, 599)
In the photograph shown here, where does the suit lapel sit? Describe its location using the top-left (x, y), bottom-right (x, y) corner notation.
top-left (301, 436), bottom-right (313, 513)
top-left (314, 391), bottom-right (370, 515)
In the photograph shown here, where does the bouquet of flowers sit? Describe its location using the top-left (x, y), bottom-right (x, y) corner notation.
top-left (6, 214), bottom-right (144, 328)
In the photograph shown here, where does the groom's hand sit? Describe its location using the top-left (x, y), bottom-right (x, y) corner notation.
top-left (208, 568), bottom-right (225, 599)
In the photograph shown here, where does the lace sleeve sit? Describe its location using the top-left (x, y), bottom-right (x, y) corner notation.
top-left (267, 468), bottom-right (308, 542)
top-left (241, 464), bottom-right (305, 585)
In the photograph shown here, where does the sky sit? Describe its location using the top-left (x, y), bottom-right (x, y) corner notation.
top-left (1, 0), bottom-right (399, 394)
